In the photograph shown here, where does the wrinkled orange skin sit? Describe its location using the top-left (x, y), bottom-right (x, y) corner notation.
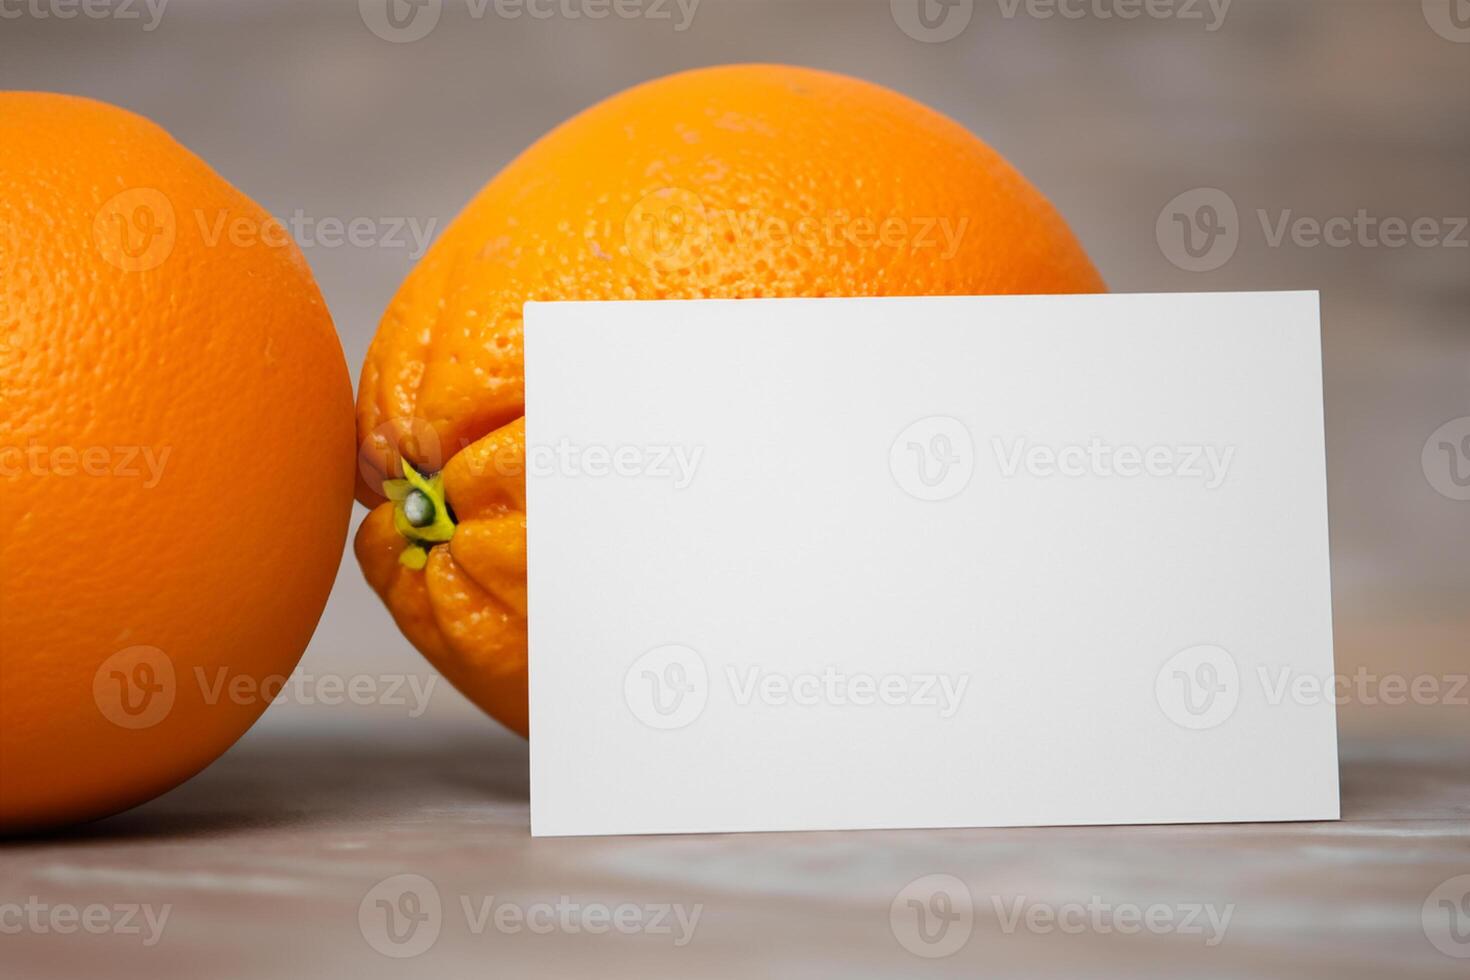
top-left (0, 94), bottom-right (355, 831)
top-left (355, 65), bottom-right (1105, 736)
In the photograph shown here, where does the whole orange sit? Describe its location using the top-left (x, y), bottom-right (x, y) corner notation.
top-left (355, 65), bottom-right (1105, 736)
top-left (0, 94), bottom-right (355, 831)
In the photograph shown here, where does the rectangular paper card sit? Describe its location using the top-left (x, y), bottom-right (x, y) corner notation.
top-left (525, 291), bottom-right (1338, 837)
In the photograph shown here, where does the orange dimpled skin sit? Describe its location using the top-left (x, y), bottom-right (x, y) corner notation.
top-left (355, 65), bottom-right (1105, 736)
top-left (0, 94), bottom-right (356, 831)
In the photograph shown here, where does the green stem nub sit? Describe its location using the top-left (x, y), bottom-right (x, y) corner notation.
top-left (383, 460), bottom-right (456, 570)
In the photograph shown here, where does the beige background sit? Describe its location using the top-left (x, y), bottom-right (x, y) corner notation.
top-left (1, 1), bottom-right (1467, 976)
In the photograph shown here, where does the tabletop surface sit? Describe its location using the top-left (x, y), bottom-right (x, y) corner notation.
top-left (4, 722), bottom-right (1468, 979)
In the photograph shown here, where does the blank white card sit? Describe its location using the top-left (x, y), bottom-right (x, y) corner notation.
top-left (525, 292), bottom-right (1338, 836)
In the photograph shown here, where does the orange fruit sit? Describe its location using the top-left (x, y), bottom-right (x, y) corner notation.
top-left (355, 64), bottom-right (1105, 736)
top-left (0, 94), bottom-right (355, 831)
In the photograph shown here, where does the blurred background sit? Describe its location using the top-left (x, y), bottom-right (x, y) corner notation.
top-left (5, 0), bottom-right (1463, 737)
top-left (2, 1), bottom-right (1466, 976)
